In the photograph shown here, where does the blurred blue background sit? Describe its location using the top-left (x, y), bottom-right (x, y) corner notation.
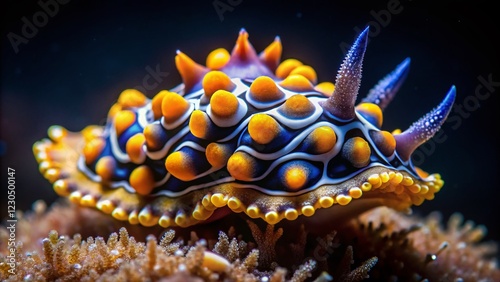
top-left (1, 0), bottom-right (499, 246)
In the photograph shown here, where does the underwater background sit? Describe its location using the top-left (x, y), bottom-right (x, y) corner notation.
top-left (1, 0), bottom-right (499, 256)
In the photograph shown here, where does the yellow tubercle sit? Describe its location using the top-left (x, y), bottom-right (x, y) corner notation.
top-left (289, 65), bottom-right (317, 84)
top-left (111, 207), bottom-right (129, 221)
top-left (391, 172), bottom-right (404, 184)
top-left (356, 103), bottom-right (383, 128)
top-left (307, 126), bottom-right (337, 154)
top-left (161, 92), bottom-right (190, 123)
top-left (284, 208), bottom-right (299, 220)
top-left (283, 165), bottom-right (308, 190)
top-left (129, 165), bottom-right (156, 195)
top-left (371, 130), bottom-right (396, 156)
top-left (202, 71), bottom-right (236, 98)
top-left (248, 113), bottom-right (280, 144)
top-left (301, 205), bottom-right (315, 217)
top-left (210, 90), bottom-right (239, 117)
top-left (43, 168), bottom-right (60, 183)
top-left (189, 110), bottom-right (211, 139)
top-left (107, 103), bottom-right (122, 119)
top-left (279, 94), bottom-right (315, 118)
top-left (80, 194), bottom-right (97, 207)
top-left (336, 195), bottom-right (352, 206)
top-left (128, 210), bottom-right (139, 225)
top-left (158, 215), bottom-right (173, 228)
top-left (361, 182), bottom-right (372, 191)
top-left (279, 74), bottom-right (314, 92)
top-left (126, 133), bottom-right (146, 164)
top-left (165, 151), bottom-right (197, 181)
top-left (175, 211), bottom-right (188, 227)
top-left (249, 76), bottom-right (284, 102)
top-left (117, 89), bottom-right (147, 108)
top-left (193, 203), bottom-right (213, 221)
top-left (151, 90), bottom-right (168, 120)
top-left (210, 193), bottom-right (228, 207)
top-left (83, 137), bottom-right (105, 165)
top-left (138, 208), bottom-right (159, 227)
top-left (401, 176), bottom-right (414, 186)
top-left (264, 211), bottom-right (280, 224)
top-left (114, 110), bottom-right (136, 137)
top-left (143, 123), bottom-right (164, 149)
top-left (276, 58), bottom-right (303, 79)
top-left (81, 125), bottom-right (103, 141)
top-left (68, 191), bottom-right (82, 204)
top-left (319, 196), bottom-right (334, 208)
top-left (96, 200), bottom-right (115, 214)
top-left (206, 48), bottom-right (230, 70)
top-left (95, 156), bottom-right (116, 181)
top-left (227, 196), bottom-right (243, 211)
top-left (246, 205), bottom-right (260, 218)
top-left (205, 143), bottom-right (232, 169)
top-left (349, 187), bottom-right (363, 199)
top-left (53, 179), bottom-right (70, 196)
top-left (227, 151), bottom-right (255, 181)
top-left (314, 82), bottom-right (335, 97)
top-left (342, 137), bottom-right (371, 168)
top-left (48, 125), bottom-right (67, 142)
top-left (202, 194), bottom-right (217, 211)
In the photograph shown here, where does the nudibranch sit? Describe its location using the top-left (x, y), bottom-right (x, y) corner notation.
top-left (33, 27), bottom-right (456, 228)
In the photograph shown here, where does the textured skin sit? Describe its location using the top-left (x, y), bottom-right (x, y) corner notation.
top-left (33, 28), bottom-right (455, 228)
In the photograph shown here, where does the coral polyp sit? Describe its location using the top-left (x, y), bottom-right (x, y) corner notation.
top-left (33, 27), bottom-right (455, 229)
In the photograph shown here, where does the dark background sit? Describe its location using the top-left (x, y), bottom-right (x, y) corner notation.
top-left (1, 0), bottom-right (499, 246)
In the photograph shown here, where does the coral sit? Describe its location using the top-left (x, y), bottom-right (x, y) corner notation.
top-left (1, 202), bottom-right (499, 281)
top-left (337, 207), bottom-right (500, 281)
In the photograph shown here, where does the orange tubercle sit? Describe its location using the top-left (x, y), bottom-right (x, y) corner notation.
top-left (314, 82), bottom-right (335, 97)
top-left (130, 165), bottom-right (156, 195)
top-left (206, 48), bottom-right (230, 70)
top-left (283, 165), bottom-right (308, 190)
top-left (95, 156), bottom-right (116, 181)
top-left (210, 90), bottom-right (239, 117)
top-left (248, 114), bottom-right (280, 144)
top-left (342, 137), bottom-right (371, 168)
top-left (114, 110), bottom-right (136, 136)
top-left (126, 133), bottom-right (146, 164)
top-left (161, 92), bottom-right (190, 123)
top-left (202, 71), bottom-right (236, 98)
top-left (205, 143), bottom-right (232, 168)
top-left (83, 138), bottom-right (105, 165)
top-left (280, 94), bottom-right (315, 118)
top-left (249, 76), bottom-right (284, 102)
top-left (289, 65), bottom-right (317, 84)
top-left (227, 151), bottom-right (255, 181)
top-left (165, 151), bottom-right (197, 181)
top-left (307, 126), bottom-right (337, 154)
top-left (189, 110), bottom-right (211, 138)
top-left (151, 90), bottom-right (168, 120)
top-left (275, 58), bottom-right (303, 79)
top-left (279, 74), bottom-right (314, 92)
top-left (356, 103), bottom-right (383, 128)
top-left (117, 89), bottom-right (147, 108)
